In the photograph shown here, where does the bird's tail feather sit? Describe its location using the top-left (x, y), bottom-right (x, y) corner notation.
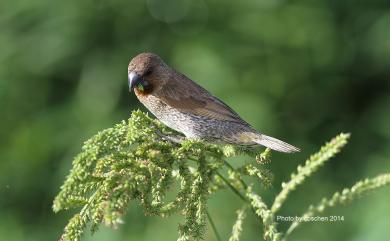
top-left (254, 134), bottom-right (300, 153)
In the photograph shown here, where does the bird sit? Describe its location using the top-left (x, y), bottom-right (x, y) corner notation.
top-left (128, 52), bottom-right (299, 153)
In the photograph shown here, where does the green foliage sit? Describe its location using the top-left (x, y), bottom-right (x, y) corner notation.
top-left (54, 111), bottom-right (390, 241)
top-left (228, 207), bottom-right (247, 241)
top-left (53, 110), bottom-right (269, 241)
top-left (271, 133), bottom-right (350, 213)
top-left (247, 190), bottom-right (282, 241)
top-left (284, 173), bottom-right (390, 238)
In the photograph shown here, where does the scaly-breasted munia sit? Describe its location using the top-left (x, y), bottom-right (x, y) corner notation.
top-left (128, 53), bottom-right (299, 153)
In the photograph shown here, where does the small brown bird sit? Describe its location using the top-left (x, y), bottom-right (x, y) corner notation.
top-left (128, 53), bottom-right (299, 153)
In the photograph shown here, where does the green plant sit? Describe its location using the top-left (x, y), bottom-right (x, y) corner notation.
top-left (53, 110), bottom-right (390, 241)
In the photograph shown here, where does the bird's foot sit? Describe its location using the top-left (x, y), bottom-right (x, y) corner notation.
top-left (155, 130), bottom-right (185, 144)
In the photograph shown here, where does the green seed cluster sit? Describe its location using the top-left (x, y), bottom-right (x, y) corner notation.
top-left (53, 110), bottom-right (271, 241)
top-left (53, 112), bottom-right (390, 241)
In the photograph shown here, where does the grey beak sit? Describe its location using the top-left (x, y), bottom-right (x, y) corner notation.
top-left (128, 72), bottom-right (142, 92)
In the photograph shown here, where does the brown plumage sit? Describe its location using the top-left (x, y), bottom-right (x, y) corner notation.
top-left (128, 53), bottom-right (299, 153)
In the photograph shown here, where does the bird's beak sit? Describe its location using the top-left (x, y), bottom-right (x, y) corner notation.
top-left (128, 72), bottom-right (142, 92)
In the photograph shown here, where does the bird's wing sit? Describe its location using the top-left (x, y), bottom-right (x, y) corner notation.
top-left (157, 74), bottom-right (246, 124)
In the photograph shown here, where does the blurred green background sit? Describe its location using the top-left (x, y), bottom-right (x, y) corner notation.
top-left (1, 0), bottom-right (390, 240)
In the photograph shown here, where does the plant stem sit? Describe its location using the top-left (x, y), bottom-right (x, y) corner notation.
top-left (223, 160), bottom-right (248, 189)
top-left (216, 172), bottom-right (248, 203)
top-left (206, 210), bottom-right (222, 241)
top-left (216, 171), bottom-right (264, 227)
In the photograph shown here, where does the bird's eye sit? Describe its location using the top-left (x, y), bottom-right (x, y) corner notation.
top-left (145, 69), bottom-right (153, 76)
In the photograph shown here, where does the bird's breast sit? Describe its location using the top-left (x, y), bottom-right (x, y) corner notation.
top-left (136, 94), bottom-right (198, 137)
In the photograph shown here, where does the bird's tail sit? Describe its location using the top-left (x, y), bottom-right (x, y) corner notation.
top-left (254, 134), bottom-right (300, 153)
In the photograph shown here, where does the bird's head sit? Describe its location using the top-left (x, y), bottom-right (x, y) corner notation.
top-left (128, 53), bottom-right (169, 95)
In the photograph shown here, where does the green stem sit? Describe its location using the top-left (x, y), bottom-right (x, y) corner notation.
top-left (223, 160), bottom-right (248, 189)
top-left (191, 157), bottom-right (264, 227)
top-left (216, 172), bottom-right (248, 203)
top-left (216, 172), bottom-right (264, 226)
top-left (206, 210), bottom-right (222, 241)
